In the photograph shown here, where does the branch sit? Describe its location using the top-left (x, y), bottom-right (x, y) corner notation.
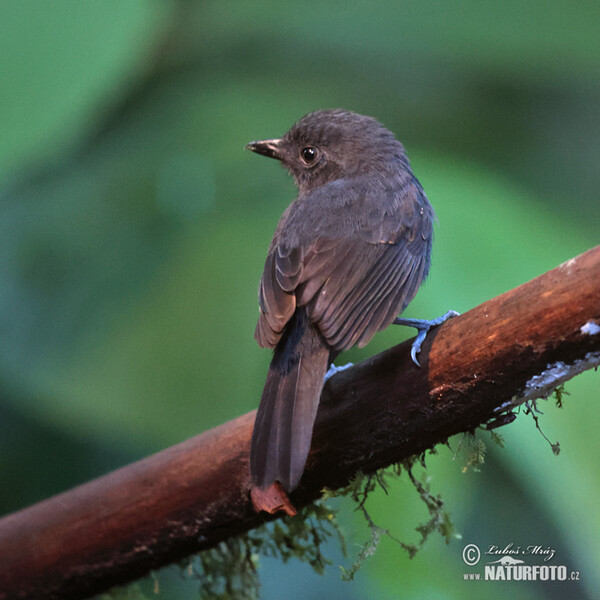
top-left (1, 246), bottom-right (599, 600)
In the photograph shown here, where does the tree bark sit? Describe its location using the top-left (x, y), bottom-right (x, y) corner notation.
top-left (1, 245), bottom-right (599, 600)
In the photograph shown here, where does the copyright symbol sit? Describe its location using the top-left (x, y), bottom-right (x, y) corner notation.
top-left (462, 544), bottom-right (480, 566)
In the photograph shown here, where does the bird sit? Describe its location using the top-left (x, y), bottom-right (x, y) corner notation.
top-left (247, 109), bottom-right (449, 495)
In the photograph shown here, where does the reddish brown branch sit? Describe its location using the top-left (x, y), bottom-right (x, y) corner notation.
top-left (1, 246), bottom-right (599, 600)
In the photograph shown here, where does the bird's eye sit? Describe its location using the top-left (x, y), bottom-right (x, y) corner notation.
top-left (300, 146), bottom-right (319, 164)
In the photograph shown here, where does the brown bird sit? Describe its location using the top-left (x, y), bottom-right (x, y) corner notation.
top-left (247, 109), bottom-right (452, 495)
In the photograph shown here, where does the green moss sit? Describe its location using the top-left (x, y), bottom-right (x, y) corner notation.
top-left (552, 383), bottom-right (569, 408)
top-left (103, 384), bottom-right (575, 599)
top-left (523, 400), bottom-right (561, 455)
top-left (454, 432), bottom-right (487, 473)
top-left (325, 457), bottom-right (459, 580)
top-left (99, 460), bottom-right (460, 599)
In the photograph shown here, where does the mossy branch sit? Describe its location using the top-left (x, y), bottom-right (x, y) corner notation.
top-left (0, 246), bottom-right (599, 600)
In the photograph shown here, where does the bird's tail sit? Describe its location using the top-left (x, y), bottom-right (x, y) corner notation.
top-left (250, 309), bottom-right (330, 492)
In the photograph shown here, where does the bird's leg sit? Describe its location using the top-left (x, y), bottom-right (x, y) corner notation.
top-left (324, 362), bottom-right (354, 382)
top-left (393, 310), bottom-right (459, 366)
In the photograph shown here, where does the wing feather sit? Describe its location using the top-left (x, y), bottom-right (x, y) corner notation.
top-left (255, 180), bottom-right (433, 351)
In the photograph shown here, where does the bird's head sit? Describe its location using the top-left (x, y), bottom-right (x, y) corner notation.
top-left (246, 109), bottom-right (408, 194)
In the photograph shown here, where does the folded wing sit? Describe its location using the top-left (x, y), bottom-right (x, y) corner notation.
top-left (255, 182), bottom-right (432, 352)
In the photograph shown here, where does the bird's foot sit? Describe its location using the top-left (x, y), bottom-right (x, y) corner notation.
top-left (393, 310), bottom-right (460, 367)
top-left (324, 362), bottom-right (354, 382)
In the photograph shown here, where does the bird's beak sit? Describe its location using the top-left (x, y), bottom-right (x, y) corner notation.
top-left (245, 138), bottom-right (283, 160)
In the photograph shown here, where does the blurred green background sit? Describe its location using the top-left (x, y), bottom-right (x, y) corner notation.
top-left (1, 1), bottom-right (598, 599)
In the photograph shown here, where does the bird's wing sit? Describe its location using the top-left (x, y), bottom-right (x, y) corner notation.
top-left (255, 182), bottom-right (432, 351)
top-left (255, 247), bottom-right (298, 348)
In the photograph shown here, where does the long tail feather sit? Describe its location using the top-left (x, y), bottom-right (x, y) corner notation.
top-left (251, 309), bottom-right (330, 491)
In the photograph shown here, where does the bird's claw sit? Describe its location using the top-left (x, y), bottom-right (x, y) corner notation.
top-left (324, 362), bottom-right (354, 382)
top-left (410, 330), bottom-right (428, 366)
top-left (394, 310), bottom-right (460, 367)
